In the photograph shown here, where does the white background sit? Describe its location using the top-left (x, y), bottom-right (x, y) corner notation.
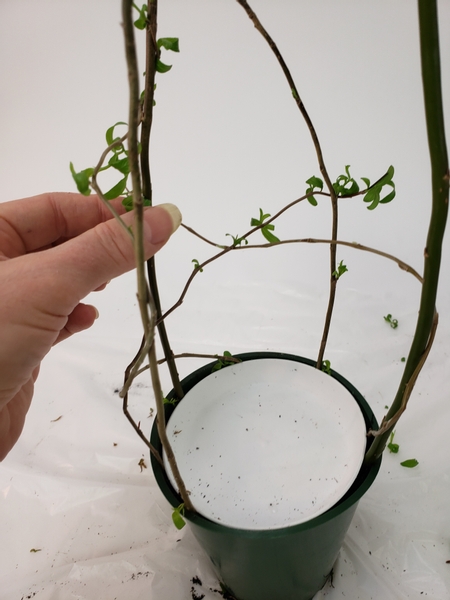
top-left (1, 1), bottom-right (450, 598)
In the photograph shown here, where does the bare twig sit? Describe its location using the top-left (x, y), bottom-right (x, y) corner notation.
top-left (235, 0), bottom-right (340, 368)
top-left (90, 132), bottom-right (133, 241)
top-left (160, 230), bottom-right (422, 325)
top-left (122, 0), bottom-right (193, 511)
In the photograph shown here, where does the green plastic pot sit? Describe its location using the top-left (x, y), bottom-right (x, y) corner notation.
top-left (151, 352), bottom-right (381, 600)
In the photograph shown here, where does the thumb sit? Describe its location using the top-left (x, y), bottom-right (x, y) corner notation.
top-left (41, 203), bottom-right (181, 312)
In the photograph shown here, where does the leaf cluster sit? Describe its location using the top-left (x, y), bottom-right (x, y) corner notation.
top-left (332, 260), bottom-right (348, 280)
top-left (250, 209), bottom-right (280, 244)
top-left (384, 314), bottom-right (399, 329)
top-left (304, 165), bottom-right (396, 209)
top-left (226, 233), bottom-right (248, 247)
top-left (211, 351), bottom-right (235, 372)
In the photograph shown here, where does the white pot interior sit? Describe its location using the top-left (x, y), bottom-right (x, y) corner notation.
top-left (163, 358), bottom-right (367, 530)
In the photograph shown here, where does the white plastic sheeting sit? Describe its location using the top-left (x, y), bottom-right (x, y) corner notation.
top-left (1, 1), bottom-right (450, 598)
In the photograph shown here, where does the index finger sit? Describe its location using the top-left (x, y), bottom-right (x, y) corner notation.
top-left (0, 192), bottom-right (125, 257)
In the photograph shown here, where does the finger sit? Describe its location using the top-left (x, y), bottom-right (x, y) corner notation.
top-left (26, 203), bottom-right (182, 315)
top-left (53, 303), bottom-right (99, 344)
top-left (93, 281), bottom-right (110, 292)
top-left (0, 192), bottom-right (126, 257)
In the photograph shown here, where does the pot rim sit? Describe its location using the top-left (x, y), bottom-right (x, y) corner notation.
top-left (151, 351), bottom-right (381, 538)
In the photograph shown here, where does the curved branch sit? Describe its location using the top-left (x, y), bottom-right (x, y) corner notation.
top-left (160, 234), bottom-right (422, 324)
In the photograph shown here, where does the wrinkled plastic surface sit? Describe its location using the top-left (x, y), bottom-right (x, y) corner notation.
top-left (1, 1), bottom-right (450, 599)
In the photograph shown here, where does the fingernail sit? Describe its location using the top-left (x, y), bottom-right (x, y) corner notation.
top-left (93, 306), bottom-right (100, 320)
top-left (158, 203), bottom-right (182, 234)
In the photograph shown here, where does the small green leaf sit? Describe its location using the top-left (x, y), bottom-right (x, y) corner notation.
top-left (363, 166), bottom-right (396, 210)
top-left (226, 233), bottom-right (248, 247)
top-left (305, 175), bottom-right (323, 206)
top-left (305, 176), bottom-right (323, 190)
top-left (134, 16), bottom-right (146, 29)
top-left (104, 176), bottom-right (128, 200)
top-left (157, 37), bottom-right (180, 52)
top-left (156, 59), bottom-right (172, 73)
top-left (105, 121), bottom-right (127, 148)
top-left (122, 195), bottom-right (133, 212)
top-left (172, 504), bottom-right (186, 529)
top-left (333, 166), bottom-right (360, 197)
top-left (212, 351), bottom-right (235, 372)
top-left (384, 314), bottom-right (398, 329)
top-left (163, 396), bottom-right (179, 406)
top-left (192, 259), bottom-right (203, 272)
top-left (133, 3), bottom-right (147, 29)
top-left (401, 357), bottom-right (406, 362)
top-left (261, 226), bottom-right (280, 244)
top-left (387, 432), bottom-right (399, 454)
top-left (70, 162), bottom-right (93, 196)
top-left (250, 209), bottom-right (279, 243)
top-left (108, 154), bottom-right (130, 175)
top-left (361, 177), bottom-right (371, 188)
top-left (321, 360), bottom-right (331, 375)
top-left (401, 459), bottom-right (419, 468)
top-left (332, 260), bottom-right (348, 280)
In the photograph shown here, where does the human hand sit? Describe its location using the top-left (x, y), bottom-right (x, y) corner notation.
top-left (0, 192), bottom-right (181, 461)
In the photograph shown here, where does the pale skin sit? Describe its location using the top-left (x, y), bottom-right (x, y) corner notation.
top-left (0, 192), bottom-right (181, 461)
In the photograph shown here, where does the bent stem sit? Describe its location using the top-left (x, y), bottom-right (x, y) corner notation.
top-left (365, 0), bottom-right (448, 463)
top-left (122, 0), bottom-right (193, 510)
top-left (235, 0), bottom-right (339, 369)
top-left (139, 0), bottom-right (184, 400)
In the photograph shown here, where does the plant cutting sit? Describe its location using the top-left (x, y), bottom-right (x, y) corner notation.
top-left (69, 1), bottom-right (448, 599)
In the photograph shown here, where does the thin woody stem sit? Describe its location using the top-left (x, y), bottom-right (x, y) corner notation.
top-left (139, 0), bottom-right (184, 401)
top-left (235, 0), bottom-right (339, 369)
top-left (160, 232), bottom-right (422, 324)
top-left (121, 0), bottom-right (193, 510)
top-left (365, 0), bottom-right (449, 463)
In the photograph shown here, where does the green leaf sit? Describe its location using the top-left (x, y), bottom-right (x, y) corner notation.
top-left (361, 177), bottom-right (371, 188)
top-left (133, 4), bottom-right (147, 29)
top-left (156, 59), bottom-right (172, 73)
top-left (250, 209), bottom-right (279, 243)
top-left (261, 226), bottom-right (280, 244)
top-left (332, 260), bottom-right (348, 280)
top-left (226, 233), bottom-right (248, 247)
top-left (400, 459), bottom-right (419, 468)
top-left (305, 175), bottom-right (323, 206)
top-left (105, 121), bottom-right (127, 148)
top-left (172, 504), bottom-right (186, 529)
top-left (163, 396), bottom-right (178, 406)
top-left (211, 350), bottom-right (235, 372)
top-left (333, 166), bottom-right (360, 197)
top-left (321, 360), bottom-right (331, 375)
top-left (122, 195), bottom-right (133, 212)
top-left (70, 162), bottom-right (93, 196)
top-left (363, 166), bottom-right (396, 210)
top-left (108, 154), bottom-right (130, 175)
top-left (192, 259), bottom-right (203, 272)
top-left (384, 314), bottom-right (398, 329)
top-left (387, 431), bottom-right (399, 453)
top-left (305, 175), bottom-right (323, 190)
top-left (157, 37), bottom-right (180, 52)
top-left (104, 176), bottom-right (128, 200)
